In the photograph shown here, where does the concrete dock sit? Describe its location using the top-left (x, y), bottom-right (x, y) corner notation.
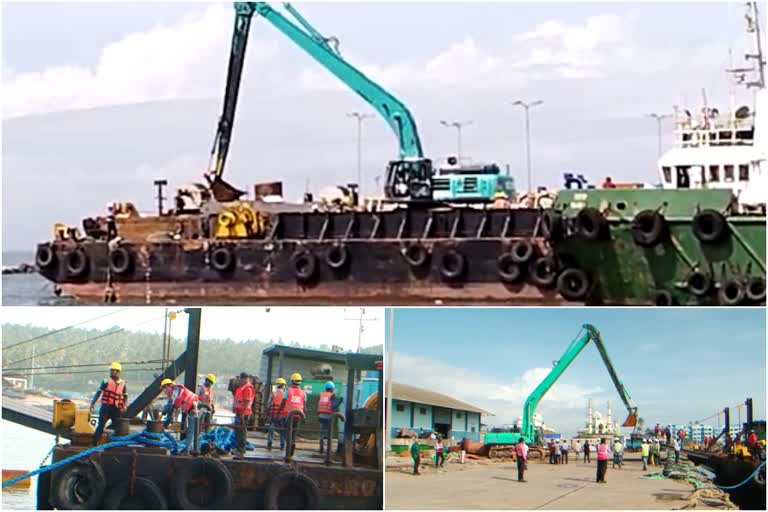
top-left (385, 455), bottom-right (719, 510)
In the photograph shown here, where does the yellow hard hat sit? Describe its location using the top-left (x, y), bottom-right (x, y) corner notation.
top-left (275, 377), bottom-right (286, 385)
top-left (290, 373), bottom-right (302, 382)
top-left (761, 440), bottom-right (766, 446)
top-left (110, 362), bottom-right (122, 371)
top-left (206, 373), bottom-right (216, 384)
top-left (161, 378), bottom-right (174, 387)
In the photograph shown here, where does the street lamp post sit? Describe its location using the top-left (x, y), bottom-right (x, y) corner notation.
top-left (511, 100), bottom-right (543, 194)
top-left (646, 113), bottom-right (670, 158)
top-left (347, 112), bottom-right (373, 195)
top-left (440, 120), bottom-right (473, 162)
top-left (386, 308), bottom-right (394, 450)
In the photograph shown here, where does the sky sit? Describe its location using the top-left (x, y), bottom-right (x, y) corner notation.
top-left (387, 307), bottom-right (767, 435)
top-left (1, 306), bottom-right (385, 350)
top-left (2, 1), bottom-right (764, 250)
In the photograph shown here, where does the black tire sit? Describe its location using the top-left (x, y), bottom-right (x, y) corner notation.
top-left (402, 243), bottom-right (429, 268)
top-left (746, 276), bottom-right (766, 303)
top-left (171, 458), bottom-right (233, 510)
top-left (692, 209), bottom-right (728, 244)
top-left (576, 208), bottom-right (608, 241)
top-left (718, 278), bottom-right (745, 306)
top-left (556, 268), bottom-right (590, 301)
top-left (36, 245), bottom-right (56, 269)
top-left (325, 244), bottom-right (349, 270)
top-left (540, 211), bottom-right (563, 241)
top-left (210, 246), bottom-right (235, 272)
top-left (65, 247), bottom-right (89, 278)
top-left (652, 290), bottom-right (676, 306)
top-left (37, 467), bottom-right (53, 510)
top-left (687, 270), bottom-right (712, 297)
top-left (528, 256), bottom-right (558, 288)
top-left (438, 249), bottom-right (466, 281)
top-left (290, 250), bottom-right (317, 282)
top-left (264, 472), bottom-right (320, 510)
top-left (108, 247), bottom-right (134, 275)
top-left (103, 478), bottom-right (168, 510)
top-left (51, 459), bottom-right (107, 510)
top-left (496, 253), bottom-right (523, 284)
top-left (631, 210), bottom-right (667, 247)
top-left (509, 239), bottom-right (535, 264)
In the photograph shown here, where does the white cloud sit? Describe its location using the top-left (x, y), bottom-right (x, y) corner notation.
top-left (1, 5), bottom-right (277, 119)
top-left (392, 352), bottom-right (603, 427)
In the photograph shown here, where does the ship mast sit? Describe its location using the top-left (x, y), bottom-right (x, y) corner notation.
top-left (745, 1), bottom-right (765, 89)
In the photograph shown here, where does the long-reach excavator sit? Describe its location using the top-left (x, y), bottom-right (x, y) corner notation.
top-left (483, 324), bottom-right (638, 458)
top-left (205, 2), bottom-right (433, 203)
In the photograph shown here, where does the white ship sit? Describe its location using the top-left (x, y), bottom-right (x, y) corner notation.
top-left (657, 2), bottom-right (766, 213)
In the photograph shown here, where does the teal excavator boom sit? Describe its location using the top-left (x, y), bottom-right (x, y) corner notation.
top-left (486, 324), bottom-right (637, 447)
top-left (520, 324), bottom-right (638, 443)
top-left (206, 2), bottom-right (433, 202)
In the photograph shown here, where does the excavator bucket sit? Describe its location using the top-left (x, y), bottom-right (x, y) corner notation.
top-left (209, 176), bottom-right (246, 203)
top-left (622, 412), bottom-right (638, 427)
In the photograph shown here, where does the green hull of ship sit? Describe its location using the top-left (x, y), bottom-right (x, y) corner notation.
top-left (554, 189), bottom-right (766, 305)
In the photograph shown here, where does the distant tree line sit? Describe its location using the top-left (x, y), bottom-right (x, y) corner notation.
top-left (1, 323), bottom-right (382, 396)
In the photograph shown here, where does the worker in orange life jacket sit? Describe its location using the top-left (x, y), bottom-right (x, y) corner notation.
top-left (265, 377), bottom-right (287, 450)
top-left (317, 381), bottom-right (343, 453)
top-left (160, 379), bottom-right (199, 453)
top-left (90, 362), bottom-right (128, 446)
top-left (232, 372), bottom-right (255, 457)
top-left (196, 373), bottom-right (216, 433)
top-left (277, 373), bottom-right (306, 456)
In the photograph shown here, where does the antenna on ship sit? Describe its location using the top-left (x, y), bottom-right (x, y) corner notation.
top-left (728, 2), bottom-right (765, 90)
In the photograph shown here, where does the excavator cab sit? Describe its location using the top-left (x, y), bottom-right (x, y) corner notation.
top-left (384, 158), bottom-right (434, 202)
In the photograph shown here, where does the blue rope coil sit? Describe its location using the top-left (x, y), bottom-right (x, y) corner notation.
top-left (714, 461), bottom-right (765, 491)
top-left (1, 426), bottom-right (247, 489)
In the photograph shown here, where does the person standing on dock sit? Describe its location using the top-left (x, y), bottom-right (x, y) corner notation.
top-left (515, 438), bottom-right (529, 482)
top-left (317, 381), bottom-right (343, 454)
top-left (411, 440), bottom-right (421, 475)
top-left (612, 439), bottom-right (623, 469)
top-left (160, 379), bottom-right (200, 453)
top-left (277, 373), bottom-right (306, 456)
top-left (583, 440), bottom-right (591, 463)
top-left (673, 438), bottom-right (681, 464)
top-left (561, 441), bottom-right (569, 464)
top-left (434, 436), bottom-right (445, 468)
top-left (574, 441), bottom-right (581, 462)
top-left (596, 438), bottom-right (609, 483)
top-left (554, 440), bottom-right (562, 464)
top-left (197, 373), bottom-right (216, 433)
top-left (90, 362), bottom-right (127, 446)
top-left (232, 373), bottom-right (255, 458)
top-left (266, 377), bottom-right (287, 450)
top-left (641, 439), bottom-right (650, 470)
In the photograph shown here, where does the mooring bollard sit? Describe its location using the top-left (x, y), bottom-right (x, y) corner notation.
top-left (326, 412), bottom-right (346, 466)
top-left (285, 410), bottom-right (306, 462)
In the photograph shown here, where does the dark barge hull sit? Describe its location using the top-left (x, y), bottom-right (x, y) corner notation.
top-left (42, 444), bottom-right (381, 510)
top-left (685, 450), bottom-right (765, 510)
top-left (39, 208), bottom-right (580, 305)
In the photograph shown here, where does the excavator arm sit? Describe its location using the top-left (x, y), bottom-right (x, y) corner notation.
top-left (520, 324), bottom-right (638, 442)
top-left (250, 2), bottom-right (424, 159)
top-left (206, 2), bottom-right (433, 203)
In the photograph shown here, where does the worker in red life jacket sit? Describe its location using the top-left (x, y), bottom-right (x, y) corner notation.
top-left (601, 177), bottom-right (617, 189)
top-left (265, 377), bottom-right (287, 450)
top-left (160, 378), bottom-right (200, 453)
top-left (196, 373), bottom-right (216, 433)
top-left (748, 430), bottom-right (759, 457)
top-left (232, 372), bottom-right (255, 458)
top-left (596, 438), bottom-right (609, 483)
top-left (277, 373), bottom-right (306, 456)
top-left (90, 362), bottom-right (128, 446)
top-left (317, 381), bottom-right (343, 453)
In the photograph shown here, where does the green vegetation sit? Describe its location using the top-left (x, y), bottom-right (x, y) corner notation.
top-left (1, 323), bottom-right (382, 396)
